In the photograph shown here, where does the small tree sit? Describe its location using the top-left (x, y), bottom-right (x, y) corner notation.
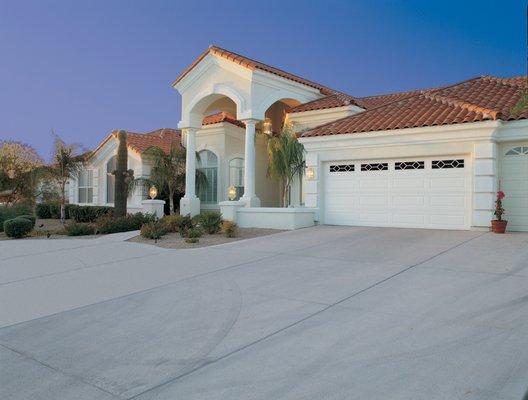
top-left (113, 130), bottom-right (134, 218)
top-left (48, 136), bottom-right (84, 222)
top-left (266, 125), bottom-right (305, 207)
top-left (131, 142), bottom-right (206, 214)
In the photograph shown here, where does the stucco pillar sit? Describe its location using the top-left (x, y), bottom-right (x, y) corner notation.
top-left (241, 119), bottom-right (261, 207)
top-left (472, 141), bottom-right (498, 228)
top-left (180, 128), bottom-right (200, 216)
top-left (303, 152), bottom-right (320, 221)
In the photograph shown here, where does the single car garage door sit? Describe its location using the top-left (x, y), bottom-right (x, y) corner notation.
top-left (324, 156), bottom-right (471, 230)
top-left (500, 144), bottom-right (528, 231)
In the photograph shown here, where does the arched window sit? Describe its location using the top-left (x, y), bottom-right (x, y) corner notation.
top-left (505, 146), bottom-right (528, 156)
top-left (197, 150), bottom-right (218, 204)
top-left (229, 157), bottom-right (244, 200)
top-left (106, 156), bottom-right (116, 204)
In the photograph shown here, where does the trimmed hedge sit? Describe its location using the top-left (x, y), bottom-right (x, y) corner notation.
top-left (4, 217), bottom-right (33, 238)
top-left (0, 204), bottom-right (32, 232)
top-left (69, 205), bottom-right (113, 223)
top-left (95, 212), bottom-right (155, 234)
top-left (35, 203), bottom-right (73, 219)
top-left (18, 214), bottom-right (36, 227)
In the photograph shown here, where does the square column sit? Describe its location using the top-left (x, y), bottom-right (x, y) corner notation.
top-left (240, 119), bottom-right (261, 207)
top-left (472, 141), bottom-right (498, 228)
top-left (180, 128), bottom-right (200, 216)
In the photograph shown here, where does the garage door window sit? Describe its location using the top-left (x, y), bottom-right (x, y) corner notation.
top-left (330, 164), bottom-right (355, 172)
top-left (395, 161), bottom-right (424, 170)
top-left (505, 146), bottom-right (528, 155)
top-left (432, 159), bottom-right (464, 169)
top-left (361, 163), bottom-right (388, 171)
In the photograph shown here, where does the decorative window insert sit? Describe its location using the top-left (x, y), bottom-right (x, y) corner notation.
top-left (505, 146), bottom-right (528, 155)
top-left (432, 159), bottom-right (464, 169)
top-left (78, 170), bottom-right (93, 203)
top-left (329, 164), bottom-right (355, 172)
top-left (197, 150), bottom-right (218, 204)
top-left (395, 161), bottom-right (424, 170)
top-left (106, 156), bottom-right (116, 203)
top-left (228, 157), bottom-right (244, 200)
top-left (361, 163), bottom-right (388, 171)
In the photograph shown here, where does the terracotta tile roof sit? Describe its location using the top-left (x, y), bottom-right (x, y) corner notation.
top-left (357, 89), bottom-right (424, 109)
top-left (301, 76), bottom-right (528, 138)
top-left (126, 128), bottom-right (182, 154)
top-left (173, 45), bottom-right (337, 95)
top-left (202, 111), bottom-right (245, 128)
top-left (289, 92), bottom-right (364, 113)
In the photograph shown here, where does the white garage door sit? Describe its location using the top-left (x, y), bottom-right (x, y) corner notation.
top-left (324, 156), bottom-right (471, 230)
top-left (500, 144), bottom-right (528, 231)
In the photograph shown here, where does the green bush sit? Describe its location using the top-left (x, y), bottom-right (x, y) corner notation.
top-left (0, 204), bottom-right (32, 232)
top-left (221, 220), bottom-right (238, 238)
top-left (4, 217), bottom-right (33, 238)
top-left (176, 215), bottom-right (194, 236)
top-left (69, 205), bottom-right (113, 223)
top-left (35, 203), bottom-right (73, 219)
top-left (185, 226), bottom-right (203, 239)
top-left (161, 214), bottom-right (186, 233)
top-left (17, 214), bottom-right (36, 227)
top-left (65, 222), bottom-right (95, 236)
top-left (95, 212), bottom-right (155, 234)
top-left (140, 221), bottom-right (167, 240)
top-left (197, 211), bottom-right (223, 234)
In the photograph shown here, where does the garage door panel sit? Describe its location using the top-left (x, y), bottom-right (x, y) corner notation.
top-left (324, 156), bottom-right (470, 230)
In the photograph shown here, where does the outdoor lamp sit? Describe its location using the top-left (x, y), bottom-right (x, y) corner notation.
top-left (263, 118), bottom-right (273, 136)
top-left (148, 185), bottom-right (158, 199)
top-left (228, 185), bottom-right (237, 201)
top-left (305, 167), bottom-right (315, 180)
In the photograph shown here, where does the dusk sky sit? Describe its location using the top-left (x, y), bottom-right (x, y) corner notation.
top-left (0, 0), bottom-right (525, 160)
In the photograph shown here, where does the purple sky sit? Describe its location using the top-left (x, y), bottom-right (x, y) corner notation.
top-left (0, 0), bottom-right (525, 160)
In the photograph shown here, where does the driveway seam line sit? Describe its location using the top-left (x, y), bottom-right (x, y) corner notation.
top-left (126, 231), bottom-right (488, 399)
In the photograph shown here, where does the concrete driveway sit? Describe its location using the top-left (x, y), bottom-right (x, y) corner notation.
top-left (1, 226), bottom-right (528, 400)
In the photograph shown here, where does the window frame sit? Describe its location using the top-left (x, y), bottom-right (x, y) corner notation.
top-left (78, 170), bottom-right (94, 204)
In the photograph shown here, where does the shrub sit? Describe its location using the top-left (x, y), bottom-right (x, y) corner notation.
top-left (4, 217), bottom-right (33, 238)
top-left (69, 205), bottom-right (113, 223)
top-left (185, 237), bottom-right (199, 244)
top-left (95, 212), bottom-right (155, 234)
top-left (140, 221), bottom-right (167, 240)
top-left (17, 214), bottom-right (36, 227)
top-left (65, 222), bottom-right (95, 236)
top-left (197, 211), bottom-right (223, 234)
top-left (221, 220), bottom-right (238, 238)
top-left (161, 214), bottom-right (186, 233)
top-left (176, 215), bottom-right (194, 236)
top-left (35, 203), bottom-right (73, 219)
top-left (0, 204), bottom-right (32, 232)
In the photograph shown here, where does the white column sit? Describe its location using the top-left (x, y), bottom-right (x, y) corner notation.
top-left (241, 119), bottom-right (261, 207)
top-left (472, 141), bottom-right (498, 228)
top-left (180, 128), bottom-right (200, 216)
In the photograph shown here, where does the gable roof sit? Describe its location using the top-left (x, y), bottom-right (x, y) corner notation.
top-left (289, 92), bottom-right (364, 113)
top-left (357, 89), bottom-right (424, 109)
top-left (202, 111), bottom-right (245, 128)
top-left (301, 76), bottom-right (528, 138)
top-left (173, 45), bottom-right (337, 95)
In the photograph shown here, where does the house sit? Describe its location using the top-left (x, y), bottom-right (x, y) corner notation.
top-left (172, 45), bottom-right (528, 231)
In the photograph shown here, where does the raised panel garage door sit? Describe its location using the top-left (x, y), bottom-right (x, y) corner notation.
top-left (500, 144), bottom-right (528, 231)
top-left (324, 157), bottom-right (471, 230)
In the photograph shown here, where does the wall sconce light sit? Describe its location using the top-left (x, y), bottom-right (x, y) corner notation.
top-left (227, 185), bottom-right (237, 201)
top-left (305, 167), bottom-right (315, 180)
top-left (148, 185), bottom-right (158, 199)
top-left (263, 118), bottom-right (273, 136)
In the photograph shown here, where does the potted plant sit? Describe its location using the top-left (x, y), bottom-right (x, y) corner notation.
top-left (491, 190), bottom-right (507, 233)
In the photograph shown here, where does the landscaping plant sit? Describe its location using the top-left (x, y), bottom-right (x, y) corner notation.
top-left (491, 190), bottom-right (508, 233)
top-left (197, 211), bottom-right (223, 234)
top-left (113, 130), bottom-right (134, 218)
top-left (4, 217), bottom-right (33, 238)
top-left (266, 124), bottom-right (305, 207)
top-left (0, 204), bottom-right (32, 232)
top-left (65, 222), bottom-right (95, 236)
top-left (184, 226), bottom-right (203, 243)
top-left (95, 212), bottom-right (155, 234)
top-left (69, 205), bottom-right (113, 223)
top-left (221, 220), bottom-right (238, 238)
top-left (161, 214), bottom-right (186, 233)
top-left (17, 214), bottom-right (36, 227)
top-left (140, 221), bottom-right (167, 240)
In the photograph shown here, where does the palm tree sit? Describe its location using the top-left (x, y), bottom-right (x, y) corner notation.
top-left (48, 136), bottom-right (84, 222)
top-left (266, 124), bottom-right (305, 207)
top-left (131, 142), bottom-right (207, 214)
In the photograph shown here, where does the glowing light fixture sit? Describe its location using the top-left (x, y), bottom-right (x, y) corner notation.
top-left (228, 185), bottom-right (237, 201)
top-left (263, 118), bottom-right (273, 136)
top-left (305, 167), bottom-right (315, 180)
top-left (148, 185), bottom-right (158, 199)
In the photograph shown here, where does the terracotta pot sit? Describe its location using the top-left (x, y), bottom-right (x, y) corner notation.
top-left (491, 220), bottom-right (508, 234)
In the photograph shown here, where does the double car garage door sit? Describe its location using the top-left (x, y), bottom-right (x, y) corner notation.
top-left (324, 156), bottom-right (471, 230)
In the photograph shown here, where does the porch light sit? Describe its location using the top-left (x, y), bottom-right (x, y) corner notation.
top-left (148, 185), bottom-right (158, 199)
top-left (228, 185), bottom-right (237, 201)
top-left (305, 167), bottom-right (315, 180)
top-left (263, 118), bottom-right (273, 136)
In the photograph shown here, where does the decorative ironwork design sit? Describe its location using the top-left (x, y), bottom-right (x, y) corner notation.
top-left (330, 164), bottom-right (355, 172)
top-left (432, 159), bottom-right (464, 169)
top-left (361, 163), bottom-right (388, 171)
top-left (395, 161), bottom-right (425, 170)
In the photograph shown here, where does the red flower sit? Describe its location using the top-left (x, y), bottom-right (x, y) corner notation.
top-left (497, 190), bottom-right (505, 200)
